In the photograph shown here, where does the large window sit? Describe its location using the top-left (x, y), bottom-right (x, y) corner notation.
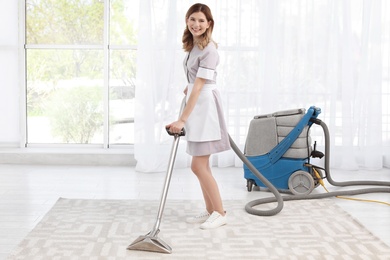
top-left (22, 0), bottom-right (390, 169)
top-left (25, 0), bottom-right (138, 146)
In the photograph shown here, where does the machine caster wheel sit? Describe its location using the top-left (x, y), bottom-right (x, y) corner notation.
top-left (247, 179), bottom-right (255, 192)
top-left (288, 170), bottom-right (315, 195)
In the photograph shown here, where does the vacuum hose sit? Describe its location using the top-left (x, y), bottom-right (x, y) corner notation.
top-left (229, 118), bottom-right (390, 216)
top-left (229, 135), bottom-right (284, 216)
top-left (318, 119), bottom-right (390, 187)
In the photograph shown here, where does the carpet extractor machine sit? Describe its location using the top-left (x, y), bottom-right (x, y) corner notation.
top-left (128, 103), bottom-right (390, 254)
top-left (234, 106), bottom-right (390, 217)
top-left (243, 106), bottom-right (323, 195)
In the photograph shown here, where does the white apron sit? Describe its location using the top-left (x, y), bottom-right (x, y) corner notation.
top-left (185, 83), bottom-right (221, 142)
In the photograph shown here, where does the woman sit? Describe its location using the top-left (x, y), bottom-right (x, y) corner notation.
top-left (166, 3), bottom-right (230, 229)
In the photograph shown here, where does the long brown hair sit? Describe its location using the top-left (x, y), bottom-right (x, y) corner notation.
top-left (182, 3), bottom-right (216, 52)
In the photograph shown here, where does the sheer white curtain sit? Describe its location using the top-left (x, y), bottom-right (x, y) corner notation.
top-left (135, 0), bottom-right (390, 172)
top-left (134, 0), bottom-right (188, 172)
top-left (0, 0), bottom-right (20, 146)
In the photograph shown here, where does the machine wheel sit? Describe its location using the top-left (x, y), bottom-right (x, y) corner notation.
top-left (247, 179), bottom-right (255, 192)
top-left (288, 170), bottom-right (315, 195)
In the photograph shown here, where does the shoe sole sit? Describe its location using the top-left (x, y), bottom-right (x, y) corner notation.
top-left (199, 221), bottom-right (227, 229)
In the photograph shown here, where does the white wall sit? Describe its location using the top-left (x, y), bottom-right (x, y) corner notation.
top-left (0, 0), bottom-right (21, 147)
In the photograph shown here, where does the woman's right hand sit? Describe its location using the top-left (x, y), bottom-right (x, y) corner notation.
top-left (183, 86), bottom-right (188, 95)
top-left (165, 120), bottom-right (185, 135)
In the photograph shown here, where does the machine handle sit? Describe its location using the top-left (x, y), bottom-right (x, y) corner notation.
top-left (166, 127), bottom-right (186, 137)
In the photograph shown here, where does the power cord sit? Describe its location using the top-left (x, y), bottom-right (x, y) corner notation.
top-left (313, 168), bottom-right (390, 207)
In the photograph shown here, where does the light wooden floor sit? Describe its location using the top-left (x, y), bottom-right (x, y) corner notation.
top-left (0, 164), bottom-right (389, 259)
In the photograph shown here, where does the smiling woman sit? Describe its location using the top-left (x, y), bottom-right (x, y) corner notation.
top-left (187, 13), bottom-right (209, 37)
top-left (165, 3), bottom-right (230, 229)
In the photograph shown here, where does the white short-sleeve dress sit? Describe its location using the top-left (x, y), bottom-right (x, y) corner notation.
top-left (183, 42), bottom-right (231, 156)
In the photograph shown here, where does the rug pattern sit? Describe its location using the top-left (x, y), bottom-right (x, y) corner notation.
top-left (7, 198), bottom-right (390, 260)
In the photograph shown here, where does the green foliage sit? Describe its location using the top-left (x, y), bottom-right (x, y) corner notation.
top-left (47, 86), bottom-right (103, 143)
top-left (110, 50), bottom-right (137, 91)
top-left (110, 0), bottom-right (137, 45)
top-left (26, 0), bottom-right (104, 44)
top-left (26, 49), bottom-right (104, 117)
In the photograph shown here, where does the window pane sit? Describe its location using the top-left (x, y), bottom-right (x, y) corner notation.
top-left (109, 50), bottom-right (137, 144)
top-left (26, 0), bottom-right (104, 45)
top-left (26, 49), bottom-right (104, 144)
top-left (110, 0), bottom-right (139, 45)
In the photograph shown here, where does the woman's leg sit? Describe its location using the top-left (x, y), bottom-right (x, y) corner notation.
top-left (191, 155), bottom-right (225, 216)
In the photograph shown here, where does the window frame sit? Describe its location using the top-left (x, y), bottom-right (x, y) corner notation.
top-left (22, 0), bottom-right (136, 149)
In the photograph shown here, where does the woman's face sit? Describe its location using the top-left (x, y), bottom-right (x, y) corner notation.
top-left (186, 11), bottom-right (210, 40)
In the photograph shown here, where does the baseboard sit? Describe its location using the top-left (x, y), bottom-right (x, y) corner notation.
top-left (0, 148), bottom-right (136, 166)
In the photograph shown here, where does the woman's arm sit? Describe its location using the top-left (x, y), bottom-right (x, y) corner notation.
top-left (166, 77), bottom-right (206, 133)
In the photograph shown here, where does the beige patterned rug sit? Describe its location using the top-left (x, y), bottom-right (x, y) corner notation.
top-left (7, 198), bottom-right (390, 260)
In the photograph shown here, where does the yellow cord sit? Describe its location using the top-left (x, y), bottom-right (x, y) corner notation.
top-left (335, 196), bottom-right (390, 206)
top-left (312, 168), bottom-right (390, 207)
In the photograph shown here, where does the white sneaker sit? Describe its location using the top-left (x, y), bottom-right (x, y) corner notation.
top-left (199, 211), bottom-right (227, 229)
top-left (186, 211), bottom-right (210, 224)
